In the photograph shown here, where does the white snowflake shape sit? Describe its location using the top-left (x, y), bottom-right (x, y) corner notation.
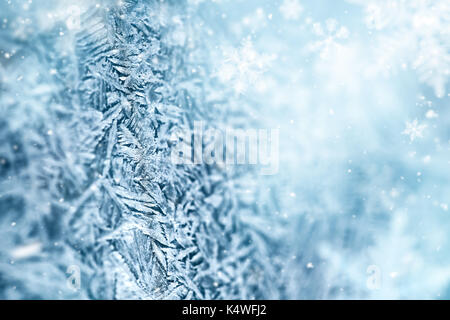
top-left (217, 38), bottom-right (275, 94)
top-left (402, 119), bottom-right (427, 142)
top-left (279, 0), bottom-right (303, 21)
top-left (308, 19), bottom-right (349, 59)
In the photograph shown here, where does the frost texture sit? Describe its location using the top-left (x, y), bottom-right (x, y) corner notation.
top-left (0, 0), bottom-right (285, 299)
top-left (1, 0), bottom-right (450, 300)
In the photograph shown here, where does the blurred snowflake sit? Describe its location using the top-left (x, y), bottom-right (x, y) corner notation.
top-left (402, 119), bottom-right (427, 142)
top-left (350, 0), bottom-right (450, 97)
top-left (279, 0), bottom-right (303, 21)
top-left (308, 19), bottom-right (349, 59)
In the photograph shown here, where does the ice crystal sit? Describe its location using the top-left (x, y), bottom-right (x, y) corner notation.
top-left (0, 0), bottom-right (285, 299)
